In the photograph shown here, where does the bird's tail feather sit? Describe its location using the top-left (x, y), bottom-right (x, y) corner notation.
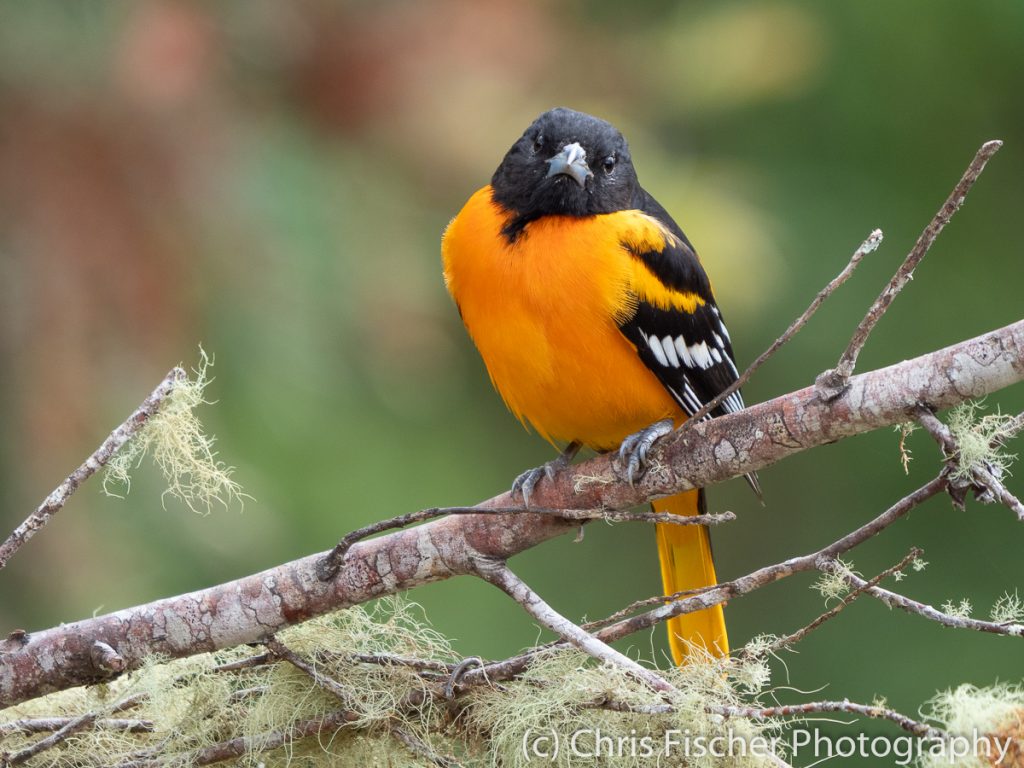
top-left (654, 489), bottom-right (728, 664)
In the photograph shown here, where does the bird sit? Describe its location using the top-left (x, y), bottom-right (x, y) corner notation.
top-left (441, 107), bottom-right (757, 664)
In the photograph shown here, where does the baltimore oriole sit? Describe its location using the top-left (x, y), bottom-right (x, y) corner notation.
top-left (441, 108), bottom-right (757, 664)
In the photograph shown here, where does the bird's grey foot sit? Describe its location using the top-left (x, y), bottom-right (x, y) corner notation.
top-left (617, 418), bottom-right (674, 485)
top-left (511, 441), bottom-right (581, 507)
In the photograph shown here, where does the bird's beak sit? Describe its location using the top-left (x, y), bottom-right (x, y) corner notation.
top-left (545, 142), bottom-right (592, 188)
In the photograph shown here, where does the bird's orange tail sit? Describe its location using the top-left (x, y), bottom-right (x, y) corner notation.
top-left (654, 490), bottom-right (728, 664)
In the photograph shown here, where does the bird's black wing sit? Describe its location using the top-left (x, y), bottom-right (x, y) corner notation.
top-left (617, 190), bottom-right (746, 421)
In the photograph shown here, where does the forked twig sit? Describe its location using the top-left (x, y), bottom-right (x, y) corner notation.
top-left (818, 140), bottom-right (1003, 398)
top-left (685, 229), bottom-right (883, 425)
top-left (471, 556), bottom-right (675, 693)
top-left (752, 547), bottom-right (923, 657)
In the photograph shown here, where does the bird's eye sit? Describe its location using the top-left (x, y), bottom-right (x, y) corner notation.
top-left (532, 134), bottom-right (544, 153)
top-left (602, 154), bottom-right (617, 174)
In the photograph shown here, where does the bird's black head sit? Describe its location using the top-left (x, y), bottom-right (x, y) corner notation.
top-left (491, 108), bottom-right (639, 238)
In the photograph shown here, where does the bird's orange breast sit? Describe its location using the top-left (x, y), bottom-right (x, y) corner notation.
top-left (441, 185), bottom-right (683, 450)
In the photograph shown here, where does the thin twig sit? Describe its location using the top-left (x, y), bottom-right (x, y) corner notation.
top-left (212, 653), bottom-right (271, 673)
top-left (753, 547), bottom-right (923, 657)
top-left (316, 505), bottom-right (733, 580)
top-left (1001, 412), bottom-right (1024, 443)
top-left (264, 637), bottom-right (354, 704)
top-left (593, 696), bottom-right (945, 740)
top-left (685, 229), bottom-right (882, 425)
top-left (717, 699), bottom-right (946, 739)
top-left (581, 585), bottom-right (711, 632)
top-left (0, 717), bottom-right (153, 737)
top-left (595, 479), bottom-right (947, 646)
top-left (0, 367), bottom-right (187, 570)
top-left (391, 726), bottom-right (462, 768)
top-left (3, 711), bottom-right (102, 765)
top-left (591, 699), bottom-right (675, 715)
top-left (471, 556), bottom-right (675, 693)
top-left (847, 574), bottom-right (1024, 637)
top-left (113, 710), bottom-right (358, 768)
top-left (819, 140), bottom-right (1003, 398)
top-left (460, 478), bottom-right (947, 688)
top-left (0, 692), bottom-right (152, 765)
top-left (350, 653), bottom-right (456, 674)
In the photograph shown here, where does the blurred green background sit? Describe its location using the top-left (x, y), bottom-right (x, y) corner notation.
top-left (0, 0), bottom-right (1021, 754)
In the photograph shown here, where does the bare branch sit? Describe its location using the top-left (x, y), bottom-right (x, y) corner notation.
top-left (0, 367), bottom-right (186, 571)
top-left (818, 140), bottom-right (1003, 397)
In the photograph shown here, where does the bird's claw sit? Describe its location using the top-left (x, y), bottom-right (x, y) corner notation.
top-left (617, 418), bottom-right (674, 485)
top-left (511, 442), bottom-right (581, 507)
top-left (511, 465), bottom-right (551, 508)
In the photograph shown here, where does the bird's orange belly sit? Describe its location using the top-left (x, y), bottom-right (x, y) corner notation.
top-left (443, 198), bottom-right (682, 450)
top-left (481, 317), bottom-right (681, 450)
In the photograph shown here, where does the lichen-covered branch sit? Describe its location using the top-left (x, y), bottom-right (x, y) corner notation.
top-left (717, 700), bottom-right (946, 740)
top-left (1, 317), bottom-right (1022, 709)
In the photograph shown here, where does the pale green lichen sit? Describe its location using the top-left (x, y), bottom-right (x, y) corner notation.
top-left (0, 598), bottom-right (459, 768)
top-left (811, 559), bottom-right (856, 603)
top-left (464, 645), bottom-right (781, 768)
top-left (991, 591), bottom-right (1024, 625)
top-left (946, 401), bottom-right (1019, 483)
top-left (0, 599), bottom-right (786, 767)
top-left (571, 472), bottom-right (615, 493)
top-left (941, 598), bottom-right (974, 619)
top-left (919, 683), bottom-right (1024, 768)
top-left (103, 347), bottom-right (246, 514)
top-left (5, 597), bottom-right (1022, 768)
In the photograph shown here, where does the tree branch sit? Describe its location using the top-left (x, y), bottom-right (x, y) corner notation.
top-left (470, 556), bottom-right (675, 693)
top-left (0, 367), bottom-right (186, 571)
top-left (915, 405), bottom-right (1024, 519)
top-left (685, 227), bottom-right (882, 425)
top-left (1, 317), bottom-right (1022, 708)
top-left (717, 700), bottom-right (946, 740)
top-left (817, 140), bottom-right (1003, 397)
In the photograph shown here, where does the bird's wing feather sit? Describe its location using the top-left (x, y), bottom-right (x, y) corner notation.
top-left (615, 206), bottom-right (745, 421)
